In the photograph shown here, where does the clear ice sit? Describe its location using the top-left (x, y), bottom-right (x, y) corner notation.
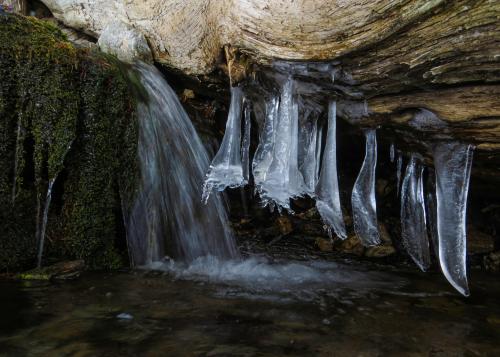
top-left (202, 87), bottom-right (246, 203)
top-left (298, 111), bottom-right (320, 196)
top-left (433, 141), bottom-right (474, 296)
top-left (253, 97), bottom-right (279, 189)
top-left (241, 101), bottom-right (252, 182)
top-left (315, 101), bottom-right (347, 239)
top-left (396, 152), bottom-right (403, 196)
top-left (257, 77), bottom-right (306, 210)
top-left (351, 129), bottom-right (381, 246)
top-left (390, 143), bottom-right (395, 163)
top-left (400, 155), bottom-right (431, 271)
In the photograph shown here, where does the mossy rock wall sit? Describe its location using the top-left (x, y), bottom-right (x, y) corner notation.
top-left (0, 13), bottom-right (139, 272)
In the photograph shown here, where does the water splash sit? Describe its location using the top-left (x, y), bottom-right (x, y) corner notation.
top-left (351, 129), bottom-right (381, 246)
top-left (432, 141), bottom-right (474, 296)
top-left (127, 63), bottom-right (238, 265)
top-left (400, 155), bottom-right (430, 271)
top-left (316, 101), bottom-right (347, 239)
top-left (202, 87), bottom-right (246, 203)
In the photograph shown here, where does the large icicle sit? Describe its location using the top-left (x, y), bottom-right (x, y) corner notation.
top-left (258, 77), bottom-right (306, 210)
top-left (433, 142), bottom-right (474, 296)
top-left (351, 129), bottom-right (381, 246)
top-left (400, 155), bottom-right (431, 271)
top-left (316, 101), bottom-right (347, 239)
top-left (253, 97), bottom-right (278, 187)
top-left (396, 152), bottom-right (403, 196)
top-left (202, 87), bottom-right (246, 203)
top-left (298, 112), bottom-right (319, 196)
top-left (241, 101), bottom-right (252, 182)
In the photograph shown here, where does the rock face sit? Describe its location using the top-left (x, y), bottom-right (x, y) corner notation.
top-left (39, 0), bottom-right (500, 148)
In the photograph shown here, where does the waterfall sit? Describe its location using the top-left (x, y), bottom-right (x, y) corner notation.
top-left (126, 63), bottom-right (238, 266)
top-left (351, 129), bottom-right (381, 246)
top-left (315, 101), bottom-right (347, 239)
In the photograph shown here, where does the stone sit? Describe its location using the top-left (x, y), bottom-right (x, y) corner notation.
top-left (467, 226), bottom-right (495, 255)
top-left (337, 234), bottom-right (365, 256)
top-left (315, 238), bottom-right (333, 252)
top-left (365, 245), bottom-right (396, 258)
top-left (97, 20), bottom-right (152, 63)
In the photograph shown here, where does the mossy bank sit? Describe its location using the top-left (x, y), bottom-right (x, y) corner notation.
top-left (0, 13), bottom-right (139, 272)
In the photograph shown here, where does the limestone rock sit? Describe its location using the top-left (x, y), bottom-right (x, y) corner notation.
top-left (97, 20), bottom-right (152, 63)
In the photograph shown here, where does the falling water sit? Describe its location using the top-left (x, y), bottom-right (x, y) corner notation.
top-left (202, 87), bottom-right (246, 203)
top-left (315, 101), bottom-right (347, 239)
top-left (351, 129), bottom-right (381, 246)
top-left (126, 63), bottom-right (238, 265)
top-left (400, 155), bottom-right (430, 271)
top-left (36, 178), bottom-right (56, 268)
top-left (432, 141), bottom-right (474, 296)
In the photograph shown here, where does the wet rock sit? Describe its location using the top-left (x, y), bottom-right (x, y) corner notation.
top-left (365, 245), bottom-right (396, 258)
top-left (336, 234), bottom-right (364, 256)
top-left (315, 238), bottom-right (333, 252)
top-left (16, 260), bottom-right (85, 281)
top-left (276, 216), bottom-right (293, 236)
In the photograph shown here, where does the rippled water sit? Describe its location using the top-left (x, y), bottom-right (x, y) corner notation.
top-left (1, 258), bottom-right (499, 356)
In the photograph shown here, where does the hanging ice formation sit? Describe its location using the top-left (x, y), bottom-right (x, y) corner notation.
top-left (396, 151), bottom-right (403, 196)
top-left (253, 97), bottom-right (278, 189)
top-left (400, 154), bottom-right (431, 271)
top-left (241, 100), bottom-right (252, 182)
top-left (351, 129), bottom-right (381, 246)
top-left (390, 142), bottom-right (395, 163)
top-left (432, 142), bottom-right (474, 296)
top-left (315, 101), bottom-right (347, 239)
top-left (202, 87), bottom-right (246, 203)
top-left (127, 63), bottom-right (238, 265)
top-left (298, 110), bottom-right (321, 196)
top-left (254, 77), bottom-right (306, 211)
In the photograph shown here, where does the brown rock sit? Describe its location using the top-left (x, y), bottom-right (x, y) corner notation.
top-left (315, 238), bottom-right (333, 252)
top-left (365, 245), bottom-right (396, 258)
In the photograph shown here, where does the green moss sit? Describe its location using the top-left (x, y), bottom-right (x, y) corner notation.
top-left (0, 13), bottom-right (139, 271)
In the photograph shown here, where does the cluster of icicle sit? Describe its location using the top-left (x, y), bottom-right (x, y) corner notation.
top-left (202, 76), bottom-right (474, 296)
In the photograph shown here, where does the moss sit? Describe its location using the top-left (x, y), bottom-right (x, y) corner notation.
top-left (0, 13), bottom-right (139, 271)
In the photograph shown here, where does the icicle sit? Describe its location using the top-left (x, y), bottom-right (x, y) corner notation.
top-left (253, 97), bottom-right (278, 188)
top-left (433, 142), bottom-right (474, 296)
top-left (202, 87), bottom-right (246, 203)
top-left (390, 143), bottom-right (395, 163)
top-left (400, 155), bottom-right (431, 271)
top-left (36, 178), bottom-right (56, 268)
top-left (351, 129), bottom-right (381, 246)
top-left (425, 170), bottom-right (439, 257)
top-left (298, 113), bottom-right (319, 196)
top-left (241, 101), bottom-right (251, 182)
top-left (316, 101), bottom-right (347, 239)
top-left (396, 151), bottom-right (403, 197)
top-left (315, 125), bottom-right (323, 185)
top-left (257, 77), bottom-right (306, 210)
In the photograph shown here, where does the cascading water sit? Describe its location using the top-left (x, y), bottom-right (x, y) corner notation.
top-left (126, 63), bottom-right (238, 265)
top-left (315, 101), bottom-right (347, 239)
top-left (351, 129), bottom-right (381, 246)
